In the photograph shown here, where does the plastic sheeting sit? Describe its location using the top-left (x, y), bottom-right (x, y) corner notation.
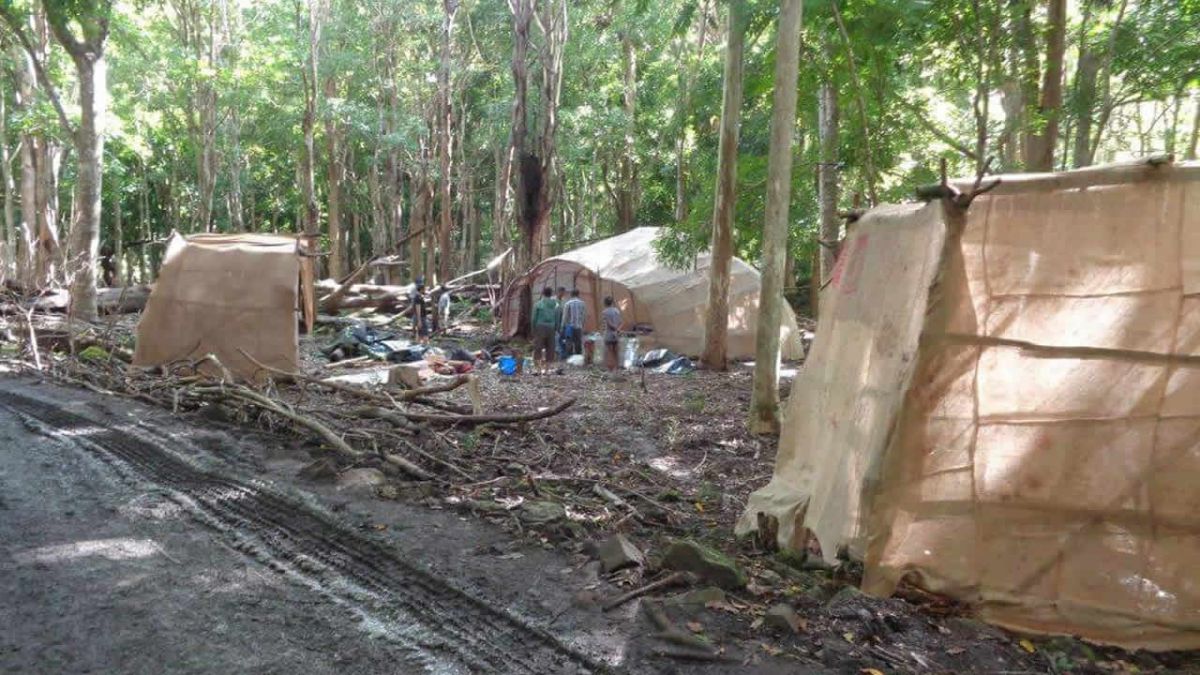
top-left (738, 160), bottom-right (1200, 650)
top-left (133, 233), bottom-right (306, 381)
top-left (501, 227), bottom-right (804, 360)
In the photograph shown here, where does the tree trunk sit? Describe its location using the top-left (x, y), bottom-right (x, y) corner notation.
top-left (998, 47), bottom-right (1023, 171)
top-left (674, 0), bottom-right (710, 225)
top-left (300, 0), bottom-right (324, 240)
top-left (461, 152), bottom-right (478, 271)
top-left (34, 139), bottom-right (61, 285)
top-left (15, 134), bottom-right (36, 287)
top-left (1187, 91), bottom-right (1200, 161)
top-left (112, 182), bottom-right (123, 285)
top-left (511, 0), bottom-right (564, 274)
top-left (1087, 0), bottom-right (1130, 165)
top-left (614, 30), bottom-right (638, 233)
top-left (436, 0), bottom-right (459, 284)
top-left (1015, 0), bottom-right (1041, 169)
top-left (227, 104), bottom-right (245, 231)
top-left (509, 0), bottom-right (532, 274)
top-left (1071, 50), bottom-right (1100, 168)
top-left (223, 0), bottom-right (245, 232)
top-left (410, 169), bottom-right (431, 283)
top-left (700, 0), bottom-right (747, 371)
top-left (817, 80), bottom-right (839, 309)
top-left (1165, 87), bottom-right (1186, 156)
top-left (324, 74), bottom-right (344, 278)
top-left (830, 0), bottom-right (876, 204)
top-left (507, 0), bottom-right (532, 281)
top-left (1024, 0), bottom-right (1066, 172)
top-left (138, 159), bottom-right (149, 281)
top-left (749, 0), bottom-right (802, 434)
top-left (0, 90), bottom-right (13, 280)
top-left (493, 137), bottom-right (514, 258)
top-left (66, 55), bottom-right (106, 320)
top-left (12, 44), bottom-right (38, 286)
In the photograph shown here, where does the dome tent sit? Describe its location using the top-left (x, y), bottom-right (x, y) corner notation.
top-left (501, 227), bottom-right (803, 360)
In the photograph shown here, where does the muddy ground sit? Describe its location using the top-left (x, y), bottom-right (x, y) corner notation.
top-left (5, 311), bottom-right (1200, 673)
top-left (0, 376), bottom-right (812, 673)
top-left (301, 318), bottom-right (1200, 674)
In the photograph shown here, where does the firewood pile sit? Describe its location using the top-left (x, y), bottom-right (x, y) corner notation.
top-left (0, 312), bottom-right (574, 488)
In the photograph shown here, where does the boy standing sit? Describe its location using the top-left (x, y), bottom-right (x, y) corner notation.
top-left (531, 287), bottom-right (560, 375)
top-left (601, 296), bottom-right (622, 371)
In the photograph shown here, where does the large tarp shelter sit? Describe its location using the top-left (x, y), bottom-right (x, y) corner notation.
top-left (133, 233), bottom-right (315, 381)
top-left (501, 227), bottom-right (804, 360)
top-left (737, 159), bottom-right (1200, 650)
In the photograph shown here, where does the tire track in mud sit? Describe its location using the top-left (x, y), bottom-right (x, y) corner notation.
top-left (0, 390), bottom-right (605, 675)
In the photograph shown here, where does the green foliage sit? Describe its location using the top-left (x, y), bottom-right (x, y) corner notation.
top-left (0, 0), bottom-right (1194, 300)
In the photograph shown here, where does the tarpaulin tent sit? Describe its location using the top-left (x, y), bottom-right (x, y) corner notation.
top-left (133, 233), bottom-right (316, 381)
top-left (737, 159), bottom-right (1200, 650)
top-left (500, 227), bottom-right (804, 360)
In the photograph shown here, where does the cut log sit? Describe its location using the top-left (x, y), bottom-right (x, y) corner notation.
top-left (0, 285), bottom-right (152, 315)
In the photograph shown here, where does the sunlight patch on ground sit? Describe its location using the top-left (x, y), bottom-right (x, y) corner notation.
top-left (14, 537), bottom-right (162, 564)
top-left (648, 455), bottom-right (693, 480)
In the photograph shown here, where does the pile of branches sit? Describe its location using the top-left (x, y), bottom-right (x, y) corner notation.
top-left (3, 311), bottom-right (692, 552)
top-left (2, 317), bottom-right (572, 487)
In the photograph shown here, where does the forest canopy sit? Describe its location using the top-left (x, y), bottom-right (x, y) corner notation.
top-left (0, 0), bottom-right (1196, 310)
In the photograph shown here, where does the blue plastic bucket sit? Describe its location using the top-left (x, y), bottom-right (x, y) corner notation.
top-left (498, 355), bottom-right (518, 376)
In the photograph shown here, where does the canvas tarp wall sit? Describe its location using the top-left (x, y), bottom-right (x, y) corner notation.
top-left (133, 233), bottom-right (309, 381)
top-left (737, 160), bottom-right (1200, 650)
top-left (501, 227), bottom-right (803, 360)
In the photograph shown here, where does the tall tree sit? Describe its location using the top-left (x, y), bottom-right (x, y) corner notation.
top-left (612, 28), bottom-right (637, 232)
top-left (9, 39), bottom-right (38, 285)
top-left (1025, 0), bottom-right (1066, 171)
top-left (699, 0), bottom-right (747, 371)
top-left (673, 0), bottom-right (709, 225)
top-left (1188, 91), bottom-right (1200, 161)
top-left (3, 12), bottom-right (62, 288)
top-left (435, 0), bottom-right (459, 284)
top-left (299, 0), bottom-right (325, 241)
top-left (817, 79), bottom-right (838, 311)
top-left (510, 0), bottom-right (565, 271)
top-left (0, 76), bottom-right (13, 278)
top-left (54, 3), bottom-right (110, 318)
top-left (749, 0), bottom-right (802, 433)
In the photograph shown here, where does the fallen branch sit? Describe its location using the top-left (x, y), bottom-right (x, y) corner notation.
top-left (23, 303), bottom-right (41, 370)
top-left (191, 385), bottom-right (360, 460)
top-left (401, 397), bottom-right (575, 426)
top-left (382, 453), bottom-right (434, 481)
top-left (400, 438), bottom-right (476, 481)
top-left (318, 258), bottom-right (376, 311)
top-left (648, 648), bottom-right (736, 663)
top-left (603, 571), bottom-right (691, 611)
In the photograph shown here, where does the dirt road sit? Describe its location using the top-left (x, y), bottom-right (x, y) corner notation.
top-left (0, 379), bottom-right (629, 674)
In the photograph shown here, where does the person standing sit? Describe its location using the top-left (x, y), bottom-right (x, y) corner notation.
top-left (601, 296), bottom-right (622, 371)
top-left (531, 286), bottom-right (560, 375)
top-left (554, 286), bottom-right (568, 359)
top-left (410, 277), bottom-right (429, 342)
top-left (561, 289), bottom-right (586, 357)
